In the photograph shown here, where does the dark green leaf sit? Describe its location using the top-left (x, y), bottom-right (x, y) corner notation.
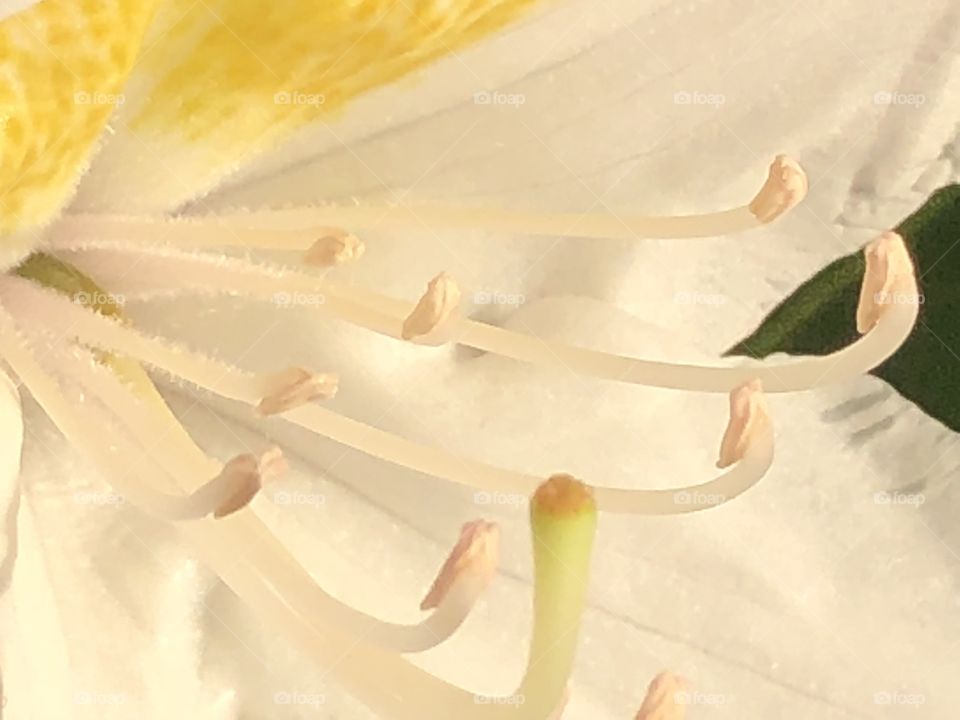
top-left (729, 185), bottom-right (960, 431)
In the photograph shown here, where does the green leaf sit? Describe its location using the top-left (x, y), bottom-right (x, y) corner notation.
top-left (729, 184), bottom-right (960, 431)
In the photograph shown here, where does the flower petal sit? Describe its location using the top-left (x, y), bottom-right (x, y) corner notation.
top-left (182, 295), bottom-right (960, 717)
top-left (0, 398), bottom-right (242, 718)
top-left (0, 0), bottom-right (159, 250)
top-left (73, 0), bottom-right (541, 214)
top-left (12, 1), bottom-right (960, 718)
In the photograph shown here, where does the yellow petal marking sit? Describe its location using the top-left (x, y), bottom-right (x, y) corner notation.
top-left (133, 0), bottom-right (539, 152)
top-left (0, 0), bottom-right (161, 237)
top-left (0, 0), bottom-right (539, 241)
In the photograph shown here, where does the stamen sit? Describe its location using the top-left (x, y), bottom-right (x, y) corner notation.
top-left (748, 154), bottom-right (809, 223)
top-left (635, 672), bottom-right (687, 720)
top-left (57, 243), bottom-right (402, 337)
top-left (54, 212), bottom-right (355, 253)
top-left (3, 303), bottom-right (494, 654)
top-left (856, 231), bottom-right (915, 334)
top-left (56, 238), bottom-right (917, 394)
top-left (0, 338), bottom-right (592, 719)
top-left (0, 277), bottom-right (775, 516)
top-left (420, 520), bottom-right (499, 610)
top-left (192, 477), bottom-right (597, 720)
top-left (0, 277), bottom-right (773, 515)
top-left (210, 454), bottom-right (266, 519)
top-left (304, 231), bottom-right (365, 267)
top-left (0, 309), bottom-right (270, 522)
top-left (53, 155), bottom-right (804, 248)
top-left (258, 445), bottom-right (289, 481)
top-left (717, 379), bottom-right (767, 469)
top-left (257, 367), bottom-right (339, 416)
top-left (401, 272), bottom-right (461, 343)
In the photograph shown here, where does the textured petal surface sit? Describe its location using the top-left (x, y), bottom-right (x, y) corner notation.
top-left (72, 0), bottom-right (540, 213)
top-left (6, 0), bottom-right (960, 719)
top-left (0, 0), bottom-right (159, 255)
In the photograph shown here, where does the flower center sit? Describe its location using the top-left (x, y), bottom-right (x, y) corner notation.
top-left (0, 154), bottom-right (919, 520)
top-left (0, 154), bottom-right (924, 719)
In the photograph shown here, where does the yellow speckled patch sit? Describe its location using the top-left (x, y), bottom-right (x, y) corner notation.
top-left (133, 0), bottom-right (539, 153)
top-left (0, 0), bottom-right (160, 236)
top-left (0, 0), bottom-right (538, 239)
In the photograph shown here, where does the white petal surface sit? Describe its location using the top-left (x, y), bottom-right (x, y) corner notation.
top-left (2, 399), bottom-right (239, 720)
top-left (157, 298), bottom-right (960, 719)
top-left (11, 1), bottom-right (960, 719)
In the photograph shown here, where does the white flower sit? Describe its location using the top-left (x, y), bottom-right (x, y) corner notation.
top-left (0, 1), bottom-right (958, 718)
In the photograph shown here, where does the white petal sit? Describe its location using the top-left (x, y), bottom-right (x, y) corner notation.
top-left (149, 295), bottom-right (959, 717)
top-left (29, 1), bottom-right (960, 717)
top-left (0, 402), bottom-right (239, 719)
top-left (0, 0), bottom-right (38, 23)
top-left (187, 0), bottom-right (960, 355)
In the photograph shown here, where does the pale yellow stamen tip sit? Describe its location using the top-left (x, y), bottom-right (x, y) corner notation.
top-left (749, 154), bottom-right (808, 223)
top-left (401, 272), bottom-right (461, 341)
top-left (305, 232), bottom-right (365, 267)
top-left (856, 231), bottom-right (914, 334)
top-left (717, 379), bottom-right (768, 469)
top-left (257, 367), bottom-right (339, 416)
top-left (635, 672), bottom-right (687, 719)
top-left (420, 519), bottom-right (499, 611)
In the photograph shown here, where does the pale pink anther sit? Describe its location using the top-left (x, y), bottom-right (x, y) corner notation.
top-left (749, 154), bottom-right (808, 223)
top-left (212, 454), bottom-right (263, 519)
top-left (635, 672), bottom-right (687, 720)
top-left (258, 445), bottom-right (288, 482)
top-left (856, 231), bottom-right (914, 334)
top-left (213, 447), bottom-right (287, 518)
top-left (257, 367), bottom-right (339, 416)
top-left (402, 272), bottom-right (461, 341)
top-left (420, 519), bottom-right (499, 610)
top-left (305, 231), bottom-right (365, 267)
top-left (717, 379), bottom-right (768, 469)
